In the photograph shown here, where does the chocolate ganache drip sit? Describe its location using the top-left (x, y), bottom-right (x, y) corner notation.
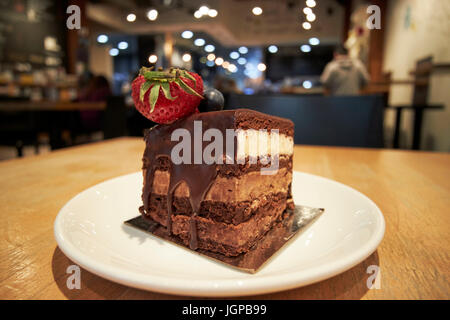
top-left (141, 111), bottom-right (237, 250)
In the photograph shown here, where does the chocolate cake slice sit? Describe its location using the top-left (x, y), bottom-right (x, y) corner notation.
top-left (140, 109), bottom-right (294, 257)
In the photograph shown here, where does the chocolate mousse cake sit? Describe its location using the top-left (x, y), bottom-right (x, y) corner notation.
top-left (139, 109), bottom-right (294, 257)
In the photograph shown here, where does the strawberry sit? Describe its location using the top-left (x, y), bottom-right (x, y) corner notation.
top-left (131, 67), bottom-right (204, 124)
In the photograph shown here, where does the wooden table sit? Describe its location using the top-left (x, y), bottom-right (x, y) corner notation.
top-left (0, 138), bottom-right (449, 299)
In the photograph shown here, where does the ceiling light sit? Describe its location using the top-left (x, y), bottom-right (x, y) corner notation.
top-left (268, 45), bottom-right (278, 53)
top-left (252, 7), bottom-right (263, 15)
top-left (126, 13), bottom-right (136, 22)
top-left (208, 9), bottom-right (218, 17)
top-left (303, 7), bottom-right (312, 15)
top-left (237, 57), bottom-right (247, 65)
top-left (97, 34), bottom-right (108, 43)
top-left (301, 44), bottom-right (311, 52)
top-left (309, 37), bottom-right (320, 45)
top-left (303, 80), bottom-right (313, 89)
top-left (244, 64), bottom-right (260, 79)
top-left (206, 60), bottom-right (215, 67)
top-left (257, 63), bottom-right (266, 72)
top-left (199, 5), bottom-right (209, 15)
top-left (194, 38), bottom-right (205, 46)
top-left (118, 41), bottom-right (128, 50)
top-left (194, 10), bottom-right (202, 18)
top-left (182, 53), bottom-right (191, 62)
top-left (306, 0), bottom-right (316, 8)
top-left (181, 30), bottom-right (193, 39)
top-left (207, 53), bottom-right (216, 61)
top-left (238, 46), bottom-right (248, 54)
top-left (222, 61), bottom-right (230, 69)
top-left (302, 22), bottom-right (312, 30)
top-left (147, 9), bottom-right (158, 21)
top-left (306, 13), bottom-right (316, 22)
top-left (229, 51), bottom-right (239, 59)
top-left (148, 54), bottom-right (157, 63)
top-left (109, 48), bottom-right (119, 56)
top-left (215, 57), bottom-right (224, 65)
top-left (228, 64), bottom-right (237, 73)
top-left (204, 44), bottom-right (215, 52)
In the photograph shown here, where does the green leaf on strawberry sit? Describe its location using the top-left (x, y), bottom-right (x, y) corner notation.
top-left (139, 81), bottom-right (151, 102)
top-left (178, 69), bottom-right (197, 87)
top-left (138, 66), bottom-right (203, 109)
top-left (161, 82), bottom-right (177, 101)
top-left (174, 77), bottom-right (203, 98)
top-left (131, 67), bottom-right (204, 124)
top-left (149, 84), bottom-right (160, 112)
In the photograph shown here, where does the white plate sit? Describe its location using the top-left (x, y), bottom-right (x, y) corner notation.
top-left (54, 171), bottom-right (385, 297)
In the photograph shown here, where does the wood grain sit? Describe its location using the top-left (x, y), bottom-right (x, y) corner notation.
top-left (0, 137), bottom-right (449, 299)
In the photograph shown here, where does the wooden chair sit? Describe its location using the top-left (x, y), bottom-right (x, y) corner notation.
top-left (388, 56), bottom-right (444, 149)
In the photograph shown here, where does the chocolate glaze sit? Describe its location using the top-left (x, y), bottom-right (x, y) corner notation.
top-left (142, 110), bottom-right (236, 250)
top-left (141, 109), bottom-right (294, 251)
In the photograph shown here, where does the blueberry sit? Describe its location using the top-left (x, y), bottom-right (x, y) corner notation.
top-left (198, 88), bottom-right (225, 112)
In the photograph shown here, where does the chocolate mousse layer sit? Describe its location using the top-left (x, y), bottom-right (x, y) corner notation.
top-left (145, 167), bottom-right (292, 225)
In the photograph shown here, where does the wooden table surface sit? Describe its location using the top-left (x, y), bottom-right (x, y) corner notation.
top-left (0, 137), bottom-right (449, 300)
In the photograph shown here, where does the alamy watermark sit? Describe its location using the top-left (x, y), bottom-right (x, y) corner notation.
top-left (170, 120), bottom-right (282, 175)
top-left (66, 5), bottom-right (81, 30)
top-left (366, 265), bottom-right (381, 289)
top-left (367, 5), bottom-right (381, 29)
top-left (66, 265), bottom-right (81, 290)
top-left (65, 4), bottom-right (381, 31)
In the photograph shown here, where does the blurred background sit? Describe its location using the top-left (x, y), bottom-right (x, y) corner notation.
top-left (0, 0), bottom-right (449, 160)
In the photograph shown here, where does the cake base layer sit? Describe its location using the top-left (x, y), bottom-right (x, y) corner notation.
top-left (143, 192), bottom-right (287, 256)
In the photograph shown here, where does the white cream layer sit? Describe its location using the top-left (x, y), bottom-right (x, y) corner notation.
top-left (236, 129), bottom-right (293, 160)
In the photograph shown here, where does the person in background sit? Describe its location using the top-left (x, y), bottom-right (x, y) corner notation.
top-left (320, 45), bottom-right (370, 96)
top-left (77, 75), bottom-right (111, 132)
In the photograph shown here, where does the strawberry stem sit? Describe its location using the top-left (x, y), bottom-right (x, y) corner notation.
top-left (138, 67), bottom-right (204, 112)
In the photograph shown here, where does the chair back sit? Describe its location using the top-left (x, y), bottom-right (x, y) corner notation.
top-left (225, 94), bottom-right (384, 148)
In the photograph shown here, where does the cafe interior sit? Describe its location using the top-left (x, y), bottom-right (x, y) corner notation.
top-left (0, 0), bottom-right (449, 158)
top-left (1, 0), bottom-right (450, 301)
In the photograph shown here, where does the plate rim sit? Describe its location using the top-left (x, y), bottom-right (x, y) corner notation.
top-left (54, 171), bottom-right (385, 297)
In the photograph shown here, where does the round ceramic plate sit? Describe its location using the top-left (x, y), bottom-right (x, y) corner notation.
top-left (54, 171), bottom-right (385, 297)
